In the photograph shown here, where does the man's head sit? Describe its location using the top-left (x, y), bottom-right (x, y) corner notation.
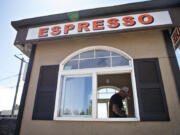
top-left (118, 86), bottom-right (130, 99)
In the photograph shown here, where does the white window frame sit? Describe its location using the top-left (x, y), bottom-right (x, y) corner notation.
top-left (54, 46), bottom-right (140, 121)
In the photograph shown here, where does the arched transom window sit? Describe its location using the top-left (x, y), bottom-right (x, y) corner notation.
top-left (64, 49), bottom-right (130, 70)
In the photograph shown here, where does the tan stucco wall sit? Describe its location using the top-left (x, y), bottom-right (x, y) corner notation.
top-left (20, 30), bottom-right (180, 135)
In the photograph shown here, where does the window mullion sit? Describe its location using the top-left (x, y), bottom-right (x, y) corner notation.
top-left (60, 76), bottom-right (66, 116)
top-left (131, 69), bottom-right (140, 120)
top-left (110, 51), bottom-right (112, 67)
top-left (92, 72), bottom-right (97, 118)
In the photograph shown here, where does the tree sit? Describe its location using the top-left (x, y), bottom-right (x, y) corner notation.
top-left (15, 104), bottom-right (19, 110)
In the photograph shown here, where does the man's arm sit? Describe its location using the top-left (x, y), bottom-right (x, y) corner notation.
top-left (112, 104), bottom-right (126, 117)
top-left (112, 104), bottom-right (121, 116)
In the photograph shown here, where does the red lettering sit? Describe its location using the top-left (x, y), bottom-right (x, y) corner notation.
top-left (78, 22), bottom-right (90, 32)
top-left (51, 26), bottom-right (61, 36)
top-left (122, 16), bottom-right (135, 26)
top-left (107, 18), bottom-right (120, 28)
top-left (173, 31), bottom-right (180, 44)
top-left (64, 24), bottom-right (75, 34)
top-left (93, 20), bottom-right (104, 30)
top-left (38, 28), bottom-right (49, 37)
top-left (138, 14), bottom-right (154, 24)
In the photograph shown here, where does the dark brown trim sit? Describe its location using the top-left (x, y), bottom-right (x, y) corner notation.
top-left (14, 28), bottom-right (28, 45)
top-left (169, 7), bottom-right (180, 27)
top-left (14, 45), bottom-right (36, 135)
top-left (162, 30), bottom-right (180, 102)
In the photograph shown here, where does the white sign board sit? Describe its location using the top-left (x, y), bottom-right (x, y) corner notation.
top-left (26, 11), bottom-right (172, 40)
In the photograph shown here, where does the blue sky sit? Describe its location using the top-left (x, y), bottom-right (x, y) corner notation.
top-left (0, 0), bottom-right (149, 111)
top-left (1, 0), bottom-right (179, 111)
top-left (0, 0), bottom-right (149, 86)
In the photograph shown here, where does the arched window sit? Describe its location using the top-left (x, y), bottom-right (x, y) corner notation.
top-left (64, 50), bottom-right (130, 70)
top-left (97, 87), bottom-right (119, 118)
top-left (54, 46), bottom-right (139, 121)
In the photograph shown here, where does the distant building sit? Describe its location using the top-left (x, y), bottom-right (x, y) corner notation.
top-left (0, 110), bottom-right (18, 117)
top-left (12, 1), bottom-right (180, 135)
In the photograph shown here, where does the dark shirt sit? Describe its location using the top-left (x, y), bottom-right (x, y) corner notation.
top-left (109, 93), bottom-right (123, 117)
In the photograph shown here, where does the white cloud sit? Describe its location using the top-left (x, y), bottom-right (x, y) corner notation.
top-left (0, 85), bottom-right (23, 111)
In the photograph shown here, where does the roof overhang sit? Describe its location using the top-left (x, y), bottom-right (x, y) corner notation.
top-left (11, 0), bottom-right (180, 57)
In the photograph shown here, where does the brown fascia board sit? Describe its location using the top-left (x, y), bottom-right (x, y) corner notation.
top-left (11, 0), bottom-right (180, 31)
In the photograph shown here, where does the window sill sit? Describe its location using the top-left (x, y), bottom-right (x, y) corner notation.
top-left (54, 117), bottom-right (139, 122)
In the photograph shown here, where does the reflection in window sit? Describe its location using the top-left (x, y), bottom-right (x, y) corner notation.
top-left (60, 76), bottom-right (92, 117)
top-left (98, 103), bottom-right (107, 118)
top-left (64, 50), bottom-right (129, 70)
top-left (64, 60), bottom-right (78, 70)
top-left (79, 58), bottom-right (110, 69)
top-left (175, 48), bottom-right (180, 69)
top-left (96, 50), bottom-right (110, 57)
top-left (80, 50), bottom-right (94, 59)
top-left (98, 88), bottom-right (118, 99)
top-left (97, 88), bottom-right (119, 118)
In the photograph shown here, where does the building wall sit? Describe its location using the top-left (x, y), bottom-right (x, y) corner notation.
top-left (20, 30), bottom-right (180, 135)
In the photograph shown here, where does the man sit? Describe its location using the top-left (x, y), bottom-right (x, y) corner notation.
top-left (109, 87), bottom-right (130, 118)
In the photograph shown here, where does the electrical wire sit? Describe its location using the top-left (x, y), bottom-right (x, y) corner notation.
top-left (7, 84), bottom-right (23, 89)
top-left (0, 74), bottom-right (19, 82)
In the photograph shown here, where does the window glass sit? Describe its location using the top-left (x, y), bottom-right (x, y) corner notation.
top-left (95, 50), bottom-right (110, 58)
top-left (80, 58), bottom-right (110, 69)
top-left (175, 48), bottom-right (180, 69)
top-left (98, 103), bottom-right (107, 118)
top-left (64, 60), bottom-right (78, 70)
top-left (80, 50), bottom-right (94, 59)
top-left (107, 88), bottom-right (118, 93)
top-left (111, 52), bottom-right (121, 57)
top-left (98, 88), bottom-right (118, 99)
top-left (98, 88), bottom-right (107, 93)
top-left (71, 55), bottom-right (79, 60)
top-left (112, 56), bottom-right (129, 66)
top-left (64, 49), bottom-right (130, 70)
top-left (62, 76), bottom-right (92, 117)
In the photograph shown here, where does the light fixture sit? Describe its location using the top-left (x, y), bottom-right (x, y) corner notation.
top-left (106, 78), bottom-right (110, 84)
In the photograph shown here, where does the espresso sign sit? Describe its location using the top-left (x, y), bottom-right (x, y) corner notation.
top-left (26, 11), bottom-right (172, 40)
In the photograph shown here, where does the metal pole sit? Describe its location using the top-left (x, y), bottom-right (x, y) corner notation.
top-left (11, 56), bottom-right (24, 117)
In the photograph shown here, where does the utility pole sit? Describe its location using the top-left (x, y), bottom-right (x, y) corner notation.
top-left (11, 55), bottom-right (27, 117)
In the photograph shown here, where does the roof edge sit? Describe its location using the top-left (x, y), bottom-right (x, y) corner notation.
top-left (11, 0), bottom-right (180, 31)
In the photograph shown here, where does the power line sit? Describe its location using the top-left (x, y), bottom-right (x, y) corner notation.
top-left (0, 74), bottom-right (18, 82)
top-left (6, 84), bottom-right (24, 89)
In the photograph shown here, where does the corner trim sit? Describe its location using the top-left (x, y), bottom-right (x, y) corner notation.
top-left (14, 45), bottom-right (36, 135)
top-left (162, 30), bottom-right (180, 102)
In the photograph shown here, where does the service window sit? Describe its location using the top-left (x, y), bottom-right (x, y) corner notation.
top-left (97, 74), bottom-right (135, 118)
